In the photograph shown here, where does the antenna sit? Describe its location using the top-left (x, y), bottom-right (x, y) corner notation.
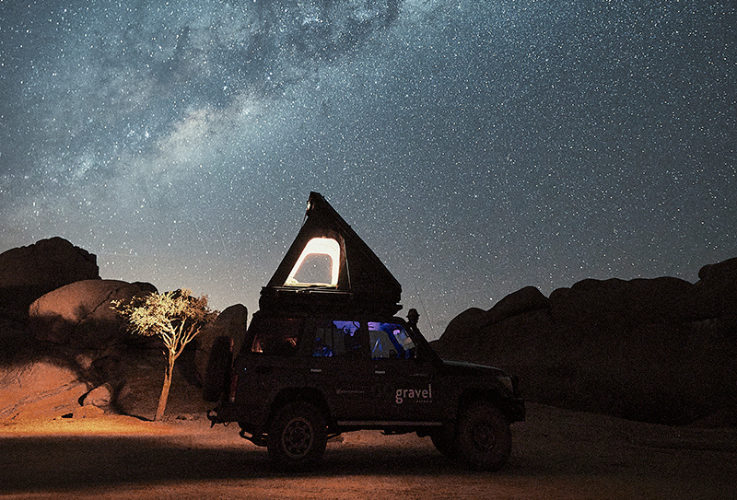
top-left (414, 283), bottom-right (434, 335)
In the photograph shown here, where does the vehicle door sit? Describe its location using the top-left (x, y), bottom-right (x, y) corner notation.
top-left (367, 321), bottom-right (441, 422)
top-left (306, 318), bottom-right (376, 421)
top-left (237, 315), bottom-right (309, 422)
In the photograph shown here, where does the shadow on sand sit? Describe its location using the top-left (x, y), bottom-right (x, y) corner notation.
top-left (0, 432), bottom-right (489, 494)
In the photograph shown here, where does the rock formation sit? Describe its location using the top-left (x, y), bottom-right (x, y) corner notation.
top-left (0, 360), bottom-right (88, 420)
top-left (28, 279), bottom-right (157, 349)
top-left (0, 239), bottom-right (240, 420)
top-left (3, 236), bottom-right (735, 426)
top-left (0, 237), bottom-right (100, 321)
top-left (433, 257), bottom-right (737, 426)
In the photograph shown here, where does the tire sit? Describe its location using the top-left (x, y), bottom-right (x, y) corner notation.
top-left (202, 336), bottom-right (233, 402)
top-left (267, 402), bottom-right (328, 471)
top-left (455, 401), bottom-right (512, 471)
top-left (430, 423), bottom-right (457, 460)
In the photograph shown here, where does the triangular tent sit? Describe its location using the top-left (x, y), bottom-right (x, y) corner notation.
top-left (260, 192), bottom-right (402, 315)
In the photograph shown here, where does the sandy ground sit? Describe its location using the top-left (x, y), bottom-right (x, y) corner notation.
top-left (1, 403), bottom-right (736, 500)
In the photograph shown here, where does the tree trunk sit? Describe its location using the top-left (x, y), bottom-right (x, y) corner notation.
top-left (154, 356), bottom-right (174, 421)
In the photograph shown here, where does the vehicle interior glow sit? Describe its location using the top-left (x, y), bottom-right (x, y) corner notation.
top-left (285, 237), bottom-right (340, 287)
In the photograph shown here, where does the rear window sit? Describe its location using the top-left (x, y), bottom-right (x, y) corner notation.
top-left (312, 320), bottom-right (362, 357)
top-left (249, 317), bottom-right (304, 356)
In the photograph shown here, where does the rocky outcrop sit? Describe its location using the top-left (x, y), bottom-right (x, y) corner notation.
top-left (28, 279), bottom-right (157, 349)
top-left (0, 237), bottom-right (100, 320)
top-left (81, 382), bottom-right (115, 408)
top-left (433, 257), bottom-right (737, 426)
top-left (548, 276), bottom-right (696, 327)
top-left (3, 298), bottom-right (239, 420)
top-left (0, 361), bottom-right (88, 419)
top-left (483, 286), bottom-right (549, 327)
top-left (694, 257), bottom-right (737, 318)
top-left (0, 239), bottom-right (233, 421)
top-left (10, 278), bottom-right (159, 418)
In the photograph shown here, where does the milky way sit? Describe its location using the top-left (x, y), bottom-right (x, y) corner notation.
top-left (1, 1), bottom-right (735, 338)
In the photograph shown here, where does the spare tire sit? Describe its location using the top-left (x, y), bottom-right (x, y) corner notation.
top-left (202, 336), bottom-right (233, 402)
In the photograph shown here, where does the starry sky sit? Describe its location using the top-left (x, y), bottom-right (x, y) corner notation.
top-left (1, 1), bottom-right (735, 339)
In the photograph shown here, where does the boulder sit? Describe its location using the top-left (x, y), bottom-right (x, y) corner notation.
top-left (698, 256), bottom-right (737, 284)
top-left (694, 257), bottom-right (737, 318)
top-left (431, 307), bottom-right (488, 359)
top-left (482, 285), bottom-right (549, 327)
top-left (81, 383), bottom-right (115, 408)
top-left (433, 287), bottom-right (549, 360)
top-left (0, 237), bottom-right (100, 320)
top-left (0, 361), bottom-right (88, 419)
top-left (28, 279), bottom-right (157, 349)
top-left (432, 258), bottom-right (737, 426)
top-left (549, 276), bottom-right (695, 326)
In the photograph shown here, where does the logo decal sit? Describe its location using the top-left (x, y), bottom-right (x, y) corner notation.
top-left (395, 384), bottom-right (432, 404)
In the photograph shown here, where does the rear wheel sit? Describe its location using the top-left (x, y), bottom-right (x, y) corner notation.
top-left (267, 402), bottom-right (327, 470)
top-left (455, 401), bottom-right (511, 471)
top-left (202, 336), bottom-right (233, 402)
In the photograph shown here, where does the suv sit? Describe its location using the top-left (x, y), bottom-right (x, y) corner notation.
top-left (203, 192), bottom-right (524, 470)
top-left (204, 308), bottom-right (524, 470)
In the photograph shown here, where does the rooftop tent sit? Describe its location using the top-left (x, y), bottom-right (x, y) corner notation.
top-left (260, 192), bottom-right (402, 315)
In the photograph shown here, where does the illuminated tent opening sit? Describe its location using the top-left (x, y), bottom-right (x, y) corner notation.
top-left (261, 192), bottom-right (402, 315)
top-left (286, 237), bottom-right (340, 287)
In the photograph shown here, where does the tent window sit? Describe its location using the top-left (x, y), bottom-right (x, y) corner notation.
top-left (285, 237), bottom-right (340, 287)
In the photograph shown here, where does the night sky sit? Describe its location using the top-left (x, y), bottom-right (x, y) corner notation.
top-left (1, 1), bottom-right (735, 339)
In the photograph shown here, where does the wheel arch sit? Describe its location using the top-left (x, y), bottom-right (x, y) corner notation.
top-left (267, 387), bottom-right (331, 427)
top-left (456, 387), bottom-right (517, 423)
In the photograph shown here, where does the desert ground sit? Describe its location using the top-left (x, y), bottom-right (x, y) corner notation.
top-left (1, 403), bottom-right (736, 500)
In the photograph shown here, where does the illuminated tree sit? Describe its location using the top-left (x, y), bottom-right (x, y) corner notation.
top-left (112, 289), bottom-right (217, 421)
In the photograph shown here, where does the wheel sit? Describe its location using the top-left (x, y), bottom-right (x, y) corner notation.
top-left (202, 336), bottom-right (233, 402)
top-left (430, 423), bottom-right (457, 459)
top-left (455, 401), bottom-right (512, 471)
top-left (267, 402), bottom-right (327, 470)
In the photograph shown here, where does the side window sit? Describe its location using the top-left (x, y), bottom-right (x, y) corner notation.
top-left (250, 317), bottom-right (304, 355)
top-left (368, 322), bottom-right (417, 360)
top-left (312, 320), bottom-right (362, 357)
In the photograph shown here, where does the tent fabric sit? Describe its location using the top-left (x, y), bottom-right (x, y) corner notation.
top-left (260, 192), bottom-right (402, 315)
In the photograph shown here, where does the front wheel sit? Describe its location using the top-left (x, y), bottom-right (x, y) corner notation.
top-left (455, 401), bottom-right (512, 471)
top-left (267, 402), bottom-right (327, 470)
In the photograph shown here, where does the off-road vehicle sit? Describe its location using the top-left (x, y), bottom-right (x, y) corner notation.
top-left (204, 193), bottom-right (524, 470)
